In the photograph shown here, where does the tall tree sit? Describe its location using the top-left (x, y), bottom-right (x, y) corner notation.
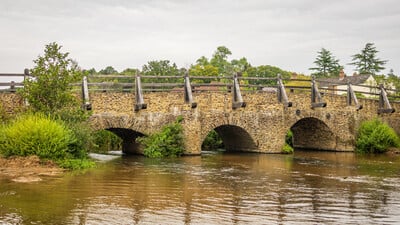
top-left (142, 60), bottom-right (182, 83)
top-left (349, 43), bottom-right (387, 75)
top-left (22, 42), bottom-right (82, 115)
top-left (309, 48), bottom-right (341, 78)
top-left (231, 57), bottom-right (251, 73)
top-left (210, 46), bottom-right (233, 76)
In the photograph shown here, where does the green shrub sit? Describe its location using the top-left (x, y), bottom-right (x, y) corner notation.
top-left (281, 130), bottom-right (294, 154)
top-left (356, 118), bottom-right (400, 153)
top-left (202, 130), bottom-right (224, 151)
top-left (138, 116), bottom-right (185, 158)
top-left (282, 143), bottom-right (294, 154)
top-left (0, 114), bottom-right (75, 159)
top-left (285, 130), bottom-right (293, 147)
top-left (57, 158), bottom-right (95, 170)
top-left (0, 113), bottom-right (94, 169)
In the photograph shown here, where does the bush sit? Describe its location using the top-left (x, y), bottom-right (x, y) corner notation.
top-left (285, 130), bottom-right (293, 147)
top-left (282, 130), bottom-right (294, 154)
top-left (282, 143), bottom-right (294, 154)
top-left (138, 116), bottom-right (185, 158)
top-left (356, 118), bottom-right (400, 153)
top-left (0, 113), bottom-right (94, 169)
top-left (0, 114), bottom-right (75, 158)
top-left (202, 130), bottom-right (224, 151)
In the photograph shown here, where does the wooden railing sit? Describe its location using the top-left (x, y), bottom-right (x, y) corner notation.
top-left (1, 72), bottom-right (399, 96)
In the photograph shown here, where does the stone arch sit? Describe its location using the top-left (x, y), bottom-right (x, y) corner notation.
top-left (89, 114), bottom-right (149, 155)
top-left (106, 128), bottom-right (146, 154)
top-left (290, 117), bottom-right (337, 151)
top-left (202, 125), bottom-right (258, 152)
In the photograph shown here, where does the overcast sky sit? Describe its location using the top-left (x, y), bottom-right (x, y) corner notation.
top-left (1, 0), bottom-right (400, 77)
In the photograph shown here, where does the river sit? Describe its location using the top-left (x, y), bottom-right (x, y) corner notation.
top-left (1, 151), bottom-right (400, 224)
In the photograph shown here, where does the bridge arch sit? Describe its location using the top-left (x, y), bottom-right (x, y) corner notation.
top-left (201, 125), bottom-right (258, 152)
top-left (106, 128), bottom-right (146, 154)
top-left (290, 117), bottom-right (337, 151)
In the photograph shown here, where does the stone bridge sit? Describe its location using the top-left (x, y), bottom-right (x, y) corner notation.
top-left (1, 85), bottom-right (399, 155)
top-left (85, 90), bottom-right (400, 155)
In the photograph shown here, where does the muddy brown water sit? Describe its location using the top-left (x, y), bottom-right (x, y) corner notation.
top-left (1, 151), bottom-right (400, 224)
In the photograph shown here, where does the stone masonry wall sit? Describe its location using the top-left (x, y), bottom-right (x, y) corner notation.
top-left (2, 90), bottom-right (399, 155)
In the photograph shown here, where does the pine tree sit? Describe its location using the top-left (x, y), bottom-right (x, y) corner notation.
top-left (309, 48), bottom-right (342, 78)
top-left (349, 43), bottom-right (387, 75)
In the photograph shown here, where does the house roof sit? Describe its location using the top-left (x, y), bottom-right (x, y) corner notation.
top-left (317, 74), bottom-right (371, 87)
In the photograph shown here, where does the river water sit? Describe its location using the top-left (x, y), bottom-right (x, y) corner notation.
top-left (1, 151), bottom-right (400, 224)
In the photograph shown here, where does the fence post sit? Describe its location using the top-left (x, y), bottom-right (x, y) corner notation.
top-left (311, 76), bottom-right (326, 108)
top-left (81, 76), bottom-right (91, 110)
top-left (135, 73), bottom-right (147, 111)
top-left (346, 82), bottom-right (362, 110)
top-left (277, 74), bottom-right (292, 107)
top-left (23, 68), bottom-right (30, 106)
top-left (184, 72), bottom-right (197, 108)
top-left (378, 84), bottom-right (395, 114)
top-left (232, 72), bottom-right (246, 109)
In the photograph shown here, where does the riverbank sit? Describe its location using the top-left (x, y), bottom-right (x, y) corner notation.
top-left (0, 155), bottom-right (64, 183)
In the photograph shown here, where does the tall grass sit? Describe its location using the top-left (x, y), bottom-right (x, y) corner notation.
top-left (356, 118), bottom-right (400, 153)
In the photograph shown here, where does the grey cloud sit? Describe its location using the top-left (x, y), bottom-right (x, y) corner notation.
top-left (0, 0), bottom-right (399, 74)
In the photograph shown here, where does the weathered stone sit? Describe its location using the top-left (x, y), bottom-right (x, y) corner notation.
top-left (1, 91), bottom-right (399, 155)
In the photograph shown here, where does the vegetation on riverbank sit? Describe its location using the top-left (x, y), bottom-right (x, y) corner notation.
top-left (138, 116), bottom-right (185, 158)
top-left (0, 113), bottom-right (94, 169)
top-left (0, 42), bottom-right (96, 170)
top-left (356, 118), bottom-right (400, 154)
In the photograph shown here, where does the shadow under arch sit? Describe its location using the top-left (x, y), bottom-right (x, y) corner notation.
top-left (203, 125), bottom-right (258, 152)
top-left (290, 117), bottom-right (336, 151)
top-left (107, 128), bottom-right (146, 155)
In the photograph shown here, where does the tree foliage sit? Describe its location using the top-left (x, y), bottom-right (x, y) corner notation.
top-left (142, 60), bottom-right (182, 83)
top-left (142, 60), bottom-right (181, 76)
top-left (247, 65), bottom-right (291, 86)
top-left (210, 46), bottom-right (233, 76)
top-left (356, 118), bottom-right (400, 153)
top-left (350, 43), bottom-right (387, 75)
top-left (137, 117), bottom-right (185, 158)
top-left (310, 48), bottom-right (342, 78)
top-left (99, 66), bottom-right (118, 75)
top-left (21, 42), bottom-right (83, 115)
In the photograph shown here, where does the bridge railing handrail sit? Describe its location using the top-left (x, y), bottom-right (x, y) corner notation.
top-left (0, 73), bottom-right (28, 92)
top-left (1, 73), bottom-right (399, 100)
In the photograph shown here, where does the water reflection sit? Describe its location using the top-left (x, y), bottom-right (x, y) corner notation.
top-left (1, 151), bottom-right (400, 224)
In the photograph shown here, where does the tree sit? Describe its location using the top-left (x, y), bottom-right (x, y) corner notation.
top-left (349, 43), bottom-right (387, 75)
top-left (141, 60), bottom-right (182, 83)
top-left (231, 57), bottom-right (251, 73)
top-left (99, 66), bottom-right (118, 75)
top-left (210, 46), bottom-right (233, 76)
top-left (189, 64), bottom-right (219, 83)
top-left (85, 68), bottom-right (97, 75)
top-left (247, 65), bottom-right (291, 86)
top-left (120, 68), bottom-right (139, 75)
top-left (309, 48), bottom-right (342, 78)
top-left (142, 60), bottom-right (180, 76)
top-left (22, 42), bottom-right (83, 115)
